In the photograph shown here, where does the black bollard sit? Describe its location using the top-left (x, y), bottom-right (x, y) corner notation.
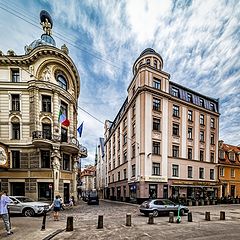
top-left (148, 213), bottom-right (154, 224)
top-left (126, 213), bottom-right (131, 226)
top-left (205, 212), bottom-right (210, 221)
top-left (97, 215), bottom-right (103, 229)
top-left (41, 210), bottom-right (47, 231)
top-left (188, 212), bottom-right (192, 222)
top-left (220, 211), bottom-right (225, 220)
top-left (66, 216), bottom-right (74, 231)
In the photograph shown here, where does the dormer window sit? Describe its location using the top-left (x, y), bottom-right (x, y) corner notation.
top-left (199, 98), bottom-right (204, 107)
top-left (229, 152), bottom-right (235, 161)
top-left (57, 74), bottom-right (67, 90)
top-left (172, 87), bottom-right (179, 97)
top-left (219, 150), bottom-right (225, 159)
top-left (187, 93), bottom-right (192, 103)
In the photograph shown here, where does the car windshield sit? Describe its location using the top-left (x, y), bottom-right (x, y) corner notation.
top-left (162, 199), bottom-right (175, 205)
top-left (89, 192), bottom-right (97, 197)
top-left (15, 197), bottom-right (34, 202)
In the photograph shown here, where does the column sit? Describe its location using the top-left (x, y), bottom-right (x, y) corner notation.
top-left (51, 145), bottom-right (61, 196)
top-left (69, 103), bottom-right (74, 136)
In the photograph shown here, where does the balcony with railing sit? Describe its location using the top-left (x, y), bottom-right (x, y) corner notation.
top-left (32, 130), bottom-right (54, 147)
top-left (61, 136), bottom-right (87, 157)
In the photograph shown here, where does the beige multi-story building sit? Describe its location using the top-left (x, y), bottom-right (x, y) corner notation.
top-left (96, 137), bottom-right (107, 198)
top-left (104, 48), bottom-right (219, 203)
top-left (80, 166), bottom-right (96, 193)
top-left (0, 11), bottom-right (87, 204)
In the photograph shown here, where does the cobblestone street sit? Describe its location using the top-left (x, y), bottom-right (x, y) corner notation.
top-left (1, 200), bottom-right (240, 239)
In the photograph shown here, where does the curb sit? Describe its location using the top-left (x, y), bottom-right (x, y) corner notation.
top-left (42, 228), bottom-right (65, 240)
top-left (101, 199), bottom-right (140, 207)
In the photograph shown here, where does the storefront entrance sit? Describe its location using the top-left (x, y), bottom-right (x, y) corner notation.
top-left (64, 183), bottom-right (70, 203)
top-left (38, 182), bottom-right (53, 201)
top-left (149, 184), bottom-right (157, 199)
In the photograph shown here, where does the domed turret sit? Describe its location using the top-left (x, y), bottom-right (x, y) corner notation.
top-left (132, 48), bottom-right (164, 75)
top-left (25, 10), bottom-right (56, 54)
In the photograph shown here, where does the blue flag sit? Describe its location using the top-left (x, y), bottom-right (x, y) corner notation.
top-left (77, 122), bottom-right (83, 138)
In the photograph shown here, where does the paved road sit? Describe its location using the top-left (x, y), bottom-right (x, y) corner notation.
top-left (1, 200), bottom-right (240, 239)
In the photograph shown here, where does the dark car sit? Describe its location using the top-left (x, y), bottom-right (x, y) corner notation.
top-left (87, 191), bottom-right (99, 205)
top-left (139, 199), bottom-right (189, 217)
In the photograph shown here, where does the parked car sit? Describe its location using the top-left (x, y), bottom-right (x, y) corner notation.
top-left (8, 196), bottom-right (50, 217)
top-left (139, 199), bottom-right (189, 217)
top-left (87, 191), bottom-right (99, 205)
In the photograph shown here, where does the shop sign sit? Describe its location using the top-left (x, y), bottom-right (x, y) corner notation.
top-left (145, 176), bottom-right (167, 182)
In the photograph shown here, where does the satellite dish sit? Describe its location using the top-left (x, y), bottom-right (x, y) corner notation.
top-left (40, 10), bottom-right (53, 27)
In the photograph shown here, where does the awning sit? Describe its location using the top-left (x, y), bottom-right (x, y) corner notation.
top-left (171, 185), bottom-right (218, 188)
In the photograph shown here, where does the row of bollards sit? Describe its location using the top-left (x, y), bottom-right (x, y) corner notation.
top-left (42, 210), bottom-right (227, 232)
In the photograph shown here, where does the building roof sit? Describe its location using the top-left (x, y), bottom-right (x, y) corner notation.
top-left (219, 142), bottom-right (240, 165)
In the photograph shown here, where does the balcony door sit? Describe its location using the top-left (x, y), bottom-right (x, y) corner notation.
top-left (42, 123), bottom-right (51, 140)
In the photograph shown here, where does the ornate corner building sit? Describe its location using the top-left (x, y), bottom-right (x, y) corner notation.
top-left (104, 48), bottom-right (219, 203)
top-left (0, 11), bottom-right (87, 202)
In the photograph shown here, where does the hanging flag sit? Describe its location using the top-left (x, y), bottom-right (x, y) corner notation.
top-left (58, 109), bottom-right (70, 127)
top-left (77, 122), bottom-right (83, 137)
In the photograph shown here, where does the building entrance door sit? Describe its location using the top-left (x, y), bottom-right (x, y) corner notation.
top-left (64, 183), bottom-right (70, 203)
top-left (163, 185), bottom-right (168, 199)
top-left (231, 185), bottom-right (235, 197)
top-left (149, 184), bottom-right (157, 199)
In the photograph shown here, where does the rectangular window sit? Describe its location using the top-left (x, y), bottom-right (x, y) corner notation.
top-left (60, 101), bottom-right (68, 119)
top-left (172, 87), bottom-right (179, 97)
top-left (132, 122), bottom-right (135, 136)
top-left (220, 167), bottom-right (224, 177)
top-left (123, 133), bottom-right (127, 145)
top-left (61, 127), bottom-right (68, 142)
top-left (153, 118), bottom-right (160, 131)
top-left (132, 144), bottom-right (135, 158)
top-left (210, 118), bottom-right (215, 128)
top-left (42, 95), bottom-right (51, 112)
top-left (153, 98), bottom-right (161, 111)
top-left (132, 104), bottom-right (136, 118)
top-left (188, 128), bottom-right (192, 139)
top-left (210, 169), bottom-right (214, 180)
top-left (153, 78), bottom-right (161, 90)
top-left (229, 152), bottom-right (235, 161)
top-left (42, 123), bottom-right (51, 140)
top-left (200, 150), bottom-right (204, 161)
top-left (11, 94), bottom-right (20, 111)
top-left (188, 110), bottom-right (193, 121)
top-left (200, 131), bottom-right (204, 142)
top-left (231, 168), bottom-right (235, 177)
top-left (172, 124), bottom-right (179, 136)
top-left (12, 151), bottom-right (20, 168)
top-left (123, 169), bottom-right (127, 179)
top-left (210, 153), bottom-right (214, 163)
top-left (152, 162), bottom-right (160, 176)
top-left (211, 134), bottom-right (215, 145)
top-left (112, 174), bottom-right (114, 182)
top-left (219, 150), bottom-right (225, 159)
top-left (123, 151), bottom-right (127, 163)
top-left (118, 171), bottom-right (120, 181)
top-left (12, 123), bottom-right (20, 139)
top-left (200, 114), bottom-right (204, 125)
top-left (188, 148), bottom-right (192, 160)
top-left (188, 166), bottom-right (193, 178)
top-left (210, 103), bottom-right (214, 111)
top-left (41, 150), bottom-right (50, 168)
top-left (132, 164), bottom-right (136, 177)
top-left (199, 98), bottom-right (204, 107)
top-left (11, 69), bottom-right (20, 82)
top-left (63, 153), bottom-right (70, 171)
top-left (123, 118), bottom-right (127, 128)
top-left (187, 93), bottom-right (192, 102)
top-left (173, 105), bottom-right (179, 117)
top-left (172, 145), bottom-right (179, 158)
top-left (172, 165), bottom-right (179, 177)
top-left (152, 141), bottom-right (160, 155)
top-left (199, 167), bottom-right (204, 179)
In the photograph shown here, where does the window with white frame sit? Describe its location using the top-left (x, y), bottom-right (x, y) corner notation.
top-left (152, 141), bottom-right (160, 155)
top-left (152, 162), bottom-right (160, 176)
top-left (132, 164), bottom-right (136, 177)
top-left (153, 98), bottom-right (161, 111)
top-left (220, 167), bottom-right (224, 177)
top-left (188, 127), bottom-right (193, 139)
top-left (200, 114), bottom-right (204, 125)
top-left (188, 166), bottom-right (193, 178)
top-left (210, 169), bottom-right (214, 180)
top-left (153, 118), bottom-right (161, 131)
top-left (172, 145), bottom-right (179, 158)
top-left (172, 124), bottom-right (179, 136)
top-left (172, 165), bottom-right (179, 177)
top-left (153, 77), bottom-right (161, 90)
top-left (200, 131), bottom-right (204, 142)
top-left (199, 167), bottom-right (204, 179)
top-left (229, 152), bottom-right (235, 161)
top-left (219, 150), bottom-right (225, 159)
top-left (173, 105), bottom-right (179, 117)
top-left (210, 118), bottom-right (215, 128)
top-left (231, 168), bottom-right (235, 178)
top-left (188, 110), bottom-right (193, 121)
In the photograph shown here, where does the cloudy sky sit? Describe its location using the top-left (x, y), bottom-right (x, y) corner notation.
top-left (0, 0), bottom-right (239, 165)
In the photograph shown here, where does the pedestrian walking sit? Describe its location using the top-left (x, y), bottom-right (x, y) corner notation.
top-left (0, 191), bottom-right (13, 236)
top-left (59, 195), bottom-right (65, 211)
top-left (52, 195), bottom-right (61, 221)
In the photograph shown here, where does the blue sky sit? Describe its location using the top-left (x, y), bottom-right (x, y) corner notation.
top-left (0, 0), bottom-right (239, 165)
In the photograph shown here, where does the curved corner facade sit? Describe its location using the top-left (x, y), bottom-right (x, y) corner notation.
top-left (104, 48), bottom-right (219, 203)
top-left (0, 43), bottom-right (87, 202)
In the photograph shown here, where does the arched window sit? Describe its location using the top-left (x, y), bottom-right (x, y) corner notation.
top-left (146, 59), bottom-right (150, 65)
top-left (154, 60), bottom-right (157, 68)
top-left (57, 74), bottom-right (67, 90)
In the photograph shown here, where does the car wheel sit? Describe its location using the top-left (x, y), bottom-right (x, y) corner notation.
top-left (180, 209), bottom-right (185, 216)
top-left (23, 208), bottom-right (35, 217)
top-left (152, 210), bottom-right (159, 217)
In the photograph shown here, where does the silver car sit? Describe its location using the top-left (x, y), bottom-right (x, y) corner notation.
top-left (8, 196), bottom-right (50, 217)
top-left (139, 199), bottom-right (189, 217)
